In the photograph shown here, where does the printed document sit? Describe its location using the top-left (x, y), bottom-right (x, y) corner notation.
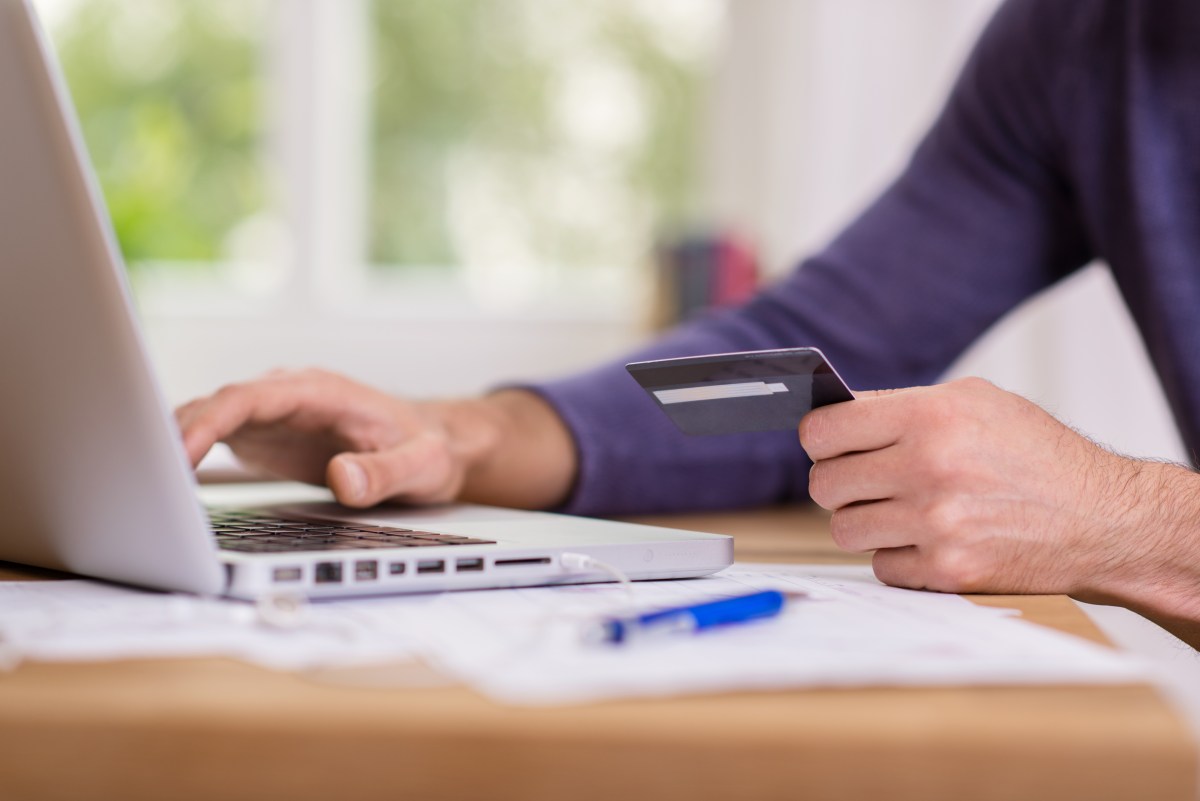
top-left (0, 564), bottom-right (1142, 704)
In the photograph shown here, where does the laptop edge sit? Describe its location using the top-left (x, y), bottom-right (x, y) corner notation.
top-left (0, 0), bottom-right (733, 601)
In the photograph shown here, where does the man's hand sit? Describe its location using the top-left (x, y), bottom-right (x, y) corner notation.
top-left (798, 378), bottom-right (1200, 629)
top-left (175, 369), bottom-right (576, 510)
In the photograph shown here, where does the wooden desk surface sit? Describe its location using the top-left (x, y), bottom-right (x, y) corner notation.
top-left (0, 507), bottom-right (1194, 801)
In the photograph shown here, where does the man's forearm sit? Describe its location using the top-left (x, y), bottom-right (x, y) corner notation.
top-left (1073, 460), bottom-right (1200, 649)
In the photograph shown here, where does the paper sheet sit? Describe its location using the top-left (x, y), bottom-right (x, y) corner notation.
top-left (393, 563), bottom-right (1145, 704)
top-left (0, 580), bottom-right (418, 671)
top-left (0, 564), bottom-right (1144, 704)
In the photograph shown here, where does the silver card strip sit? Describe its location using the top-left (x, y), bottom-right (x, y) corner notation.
top-left (653, 381), bottom-right (789, 404)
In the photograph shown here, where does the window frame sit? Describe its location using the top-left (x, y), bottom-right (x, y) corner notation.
top-left (127, 0), bottom-right (651, 328)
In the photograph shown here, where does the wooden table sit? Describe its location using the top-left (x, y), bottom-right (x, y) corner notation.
top-left (0, 507), bottom-right (1194, 801)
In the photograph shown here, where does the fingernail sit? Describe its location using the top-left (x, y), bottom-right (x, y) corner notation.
top-left (341, 459), bottom-right (367, 501)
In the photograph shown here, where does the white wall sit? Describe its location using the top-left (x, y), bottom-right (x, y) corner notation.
top-left (143, 311), bottom-right (641, 406)
top-left (706, 0), bottom-right (1000, 271)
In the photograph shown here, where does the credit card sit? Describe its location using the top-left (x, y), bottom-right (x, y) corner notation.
top-left (625, 347), bottom-right (854, 435)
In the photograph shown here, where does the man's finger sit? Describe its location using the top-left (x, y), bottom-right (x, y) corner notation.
top-left (871, 545), bottom-right (927, 589)
top-left (828, 500), bottom-right (916, 553)
top-left (327, 432), bottom-right (455, 508)
top-left (176, 397), bottom-right (224, 467)
top-left (178, 384), bottom-right (304, 467)
top-left (173, 399), bottom-right (208, 463)
top-left (799, 386), bottom-right (925, 460)
top-left (806, 445), bottom-right (906, 510)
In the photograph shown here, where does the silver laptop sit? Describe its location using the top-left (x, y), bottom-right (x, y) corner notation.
top-left (0, 0), bottom-right (732, 600)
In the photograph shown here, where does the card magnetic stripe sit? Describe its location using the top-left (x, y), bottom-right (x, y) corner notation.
top-left (653, 381), bottom-right (790, 404)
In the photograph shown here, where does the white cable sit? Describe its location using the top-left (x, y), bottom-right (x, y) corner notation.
top-left (560, 552), bottom-right (635, 599)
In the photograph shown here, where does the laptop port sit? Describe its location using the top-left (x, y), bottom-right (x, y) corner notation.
top-left (355, 560), bottom-right (378, 581)
top-left (272, 566), bottom-right (303, 583)
top-left (314, 562), bottom-right (343, 584)
top-left (455, 558), bottom-right (484, 572)
top-left (388, 562), bottom-right (406, 576)
top-left (494, 557), bottom-right (552, 567)
top-left (417, 559), bottom-right (445, 574)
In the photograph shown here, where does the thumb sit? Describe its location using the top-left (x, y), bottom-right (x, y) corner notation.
top-left (326, 434), bottom-right (454, 508)
top-left (327, 454), bottom-right (373, 507)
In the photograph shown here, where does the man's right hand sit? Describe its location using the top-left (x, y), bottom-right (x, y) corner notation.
top-left (174, 369), bottom-right (577, 510)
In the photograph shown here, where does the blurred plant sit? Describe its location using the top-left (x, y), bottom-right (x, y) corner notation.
top-left (43, 0), bottom-right (719, 289)
top-left (47, 0), bottom-right (266, 270)
top-left (368, 0), bottom-right (720, 284)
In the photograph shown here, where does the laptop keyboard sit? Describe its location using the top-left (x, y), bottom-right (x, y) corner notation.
top-left (209, 509), bottom-right (497, 553)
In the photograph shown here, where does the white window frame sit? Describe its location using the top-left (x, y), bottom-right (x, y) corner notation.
top-left (130, 0), bottom-right (645, 403)
top-left (137, 0), bottom-right (639, 325)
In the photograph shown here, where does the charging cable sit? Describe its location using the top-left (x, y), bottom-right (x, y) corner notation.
top-left (560, 552), bottom-right (634, 599)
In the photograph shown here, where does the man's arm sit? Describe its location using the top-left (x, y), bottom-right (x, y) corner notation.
top-left (532, 0), bottom-right (1092, 515)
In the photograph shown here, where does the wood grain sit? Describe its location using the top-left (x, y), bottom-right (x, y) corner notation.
top-left (0, 506), bottom-right (1192, 801)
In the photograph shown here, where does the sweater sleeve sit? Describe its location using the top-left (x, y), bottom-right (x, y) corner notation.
top-left (527, 0), bottom-right (1093, 516)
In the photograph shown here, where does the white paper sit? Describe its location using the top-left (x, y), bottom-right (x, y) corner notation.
top-left (0, 580), bottom-right (419, 671)
top-left (0, 564), bottom-right (1144, 705)
top-left (394, 563), bottom-right (1146, 704)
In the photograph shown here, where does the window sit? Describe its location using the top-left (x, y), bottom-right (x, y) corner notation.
top-left (38, 0), bottom-right (723, 316)
top-left (367, 1), bottom-right (720, 309)
top-left (41, 0), bottom-right (269, 274)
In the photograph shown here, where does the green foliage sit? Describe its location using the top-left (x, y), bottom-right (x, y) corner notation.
top-left (47, 0), bottom-right (714, 278)
top-left (368, 0), bottom-right (715, 272)
top-left (48, 0), bottom-right (265, 268)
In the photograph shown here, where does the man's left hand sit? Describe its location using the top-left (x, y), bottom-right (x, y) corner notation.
top-left (799, 377), bottom-right (1173, 599)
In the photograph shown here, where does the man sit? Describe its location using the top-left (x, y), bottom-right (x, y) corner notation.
top-left (177, 1), bottom-right (1200, 645)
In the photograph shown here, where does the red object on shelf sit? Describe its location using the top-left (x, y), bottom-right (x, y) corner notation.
top-left (713, 235), bottom-right (758, 309)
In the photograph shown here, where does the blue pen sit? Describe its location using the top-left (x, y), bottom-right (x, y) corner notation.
top-left (595, 589), bottom-right (790, 645)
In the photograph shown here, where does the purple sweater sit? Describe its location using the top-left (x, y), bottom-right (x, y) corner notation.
top-left (531, 0), bottom-right (1200, 516)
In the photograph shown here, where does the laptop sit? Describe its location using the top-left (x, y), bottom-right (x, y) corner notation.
top-left (0, 0), bottom-right (732, 600)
